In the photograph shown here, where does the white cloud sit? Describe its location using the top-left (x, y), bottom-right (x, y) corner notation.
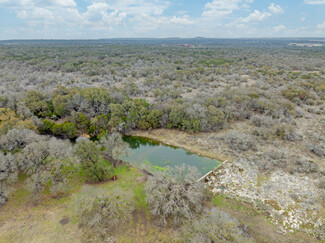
top-left (82, 2), bottom-right (110, 22)
top-left (7, 0), bottom-right (173, 31)
top-left (17, 7), bottom-right (53, 20)
top-left (170, 15), bottom-right (193, 25)
top-left (304, 0), bottom-right (325, 4)
top-left (0, 0), bottom-right (32, 7)
top-left (241, 3), bottom-right (250, 8)
top-left (202, 0), bottom-right (253, 18)
top-left (239, 3), bottom-right (283, 23)
top-left (2, 0), bottom-right (318, 39)
top-left (301, 16), bottom-right (306, 21)
top-left (268, 3), bottom-right (284, 14)
top-left (273, 24), bottom-right (286, 32)
top-left (102, 0), bottom-right (170, 16)
top-left (0, 0), bottom-right (77, 7)
top-left (241, 10), bottom-right (271, 22)
top-left (50, 0), bottom-right (76, 8)
top-left (317, 21), bottom-right (325, 30)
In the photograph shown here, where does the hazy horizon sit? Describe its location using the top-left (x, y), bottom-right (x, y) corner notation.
top-left (1, 37), bottom-right (325, 42)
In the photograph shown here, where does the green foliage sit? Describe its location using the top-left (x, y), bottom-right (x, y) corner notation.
top-left (109, 103), bottom-right (126, 128)
top-left (212, 194), bottom-right (226, 207)
top-left (76, 140), bottom-right (113, 182)
top-left (89, 114), bottom-right (109, 135)
top-left (61, 122), bottom-right (78, 139)
top-left (152, 165), bottom-right (168, 172)
top-left (39, 119), bottom-right (55, 134)
top-left (282, 86), bottom-right (311, 103)
top-left (41, 121), bottom-right (77, 139)
top-left (75, 113), bottom-right (90, 133)
top-left (0, 108), bottom-right (37, 135)
top-left (80, 87), bottom-right (112, 106)
top-left (167, 104), bottom-right (186, 129)
top-left (24, 90), bottom-right (52, 117)
top-left (52, 94), bottom-right (69, 117)
top-left (133, 184), bottom-right (148, 210)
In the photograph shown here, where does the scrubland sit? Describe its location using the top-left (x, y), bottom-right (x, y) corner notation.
top-left (0, 39), bottom-right (324, 242)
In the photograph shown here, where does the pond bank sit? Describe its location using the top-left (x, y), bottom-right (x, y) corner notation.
top-left (127, 128), bottom-right (230, 162)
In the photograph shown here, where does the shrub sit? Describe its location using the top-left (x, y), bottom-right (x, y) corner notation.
top-left (225, 132), bottom-right (256, 152)
top-left (308, 143), bottom-right (325, 157)
top-left (250, 114), bottom-right (273, 127)
top-left (257, 150), bottom-right (288, 171)
top-left (206, 105), bottom-right (225, 130)
top-left (288, 158), bottom-right (319, 174)
top-left (284, 126), bottom-right (303, 141)
top-left (145, 165), bottom-right (205, 226)
top-left (317, 178), bottom-right (325, 189)
top-left (274, 125), bottom-right (302, 141)
top-left (74, 187), bottom-right (132, 234)
top-left (182, 207), bottom-right (251, 243)
top-left (253, 150), bottom-right (320, 174)
top-left (282, 86), bottom-right (311, 103)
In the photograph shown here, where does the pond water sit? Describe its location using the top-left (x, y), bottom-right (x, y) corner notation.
top-left (121, 136), bottom-right (220, 175)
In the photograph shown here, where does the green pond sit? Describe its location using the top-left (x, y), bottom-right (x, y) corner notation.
top-left (121, 136), bottom-right (221, 175)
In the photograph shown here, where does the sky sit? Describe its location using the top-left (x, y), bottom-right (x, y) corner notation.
top-left (0, 0), bottom-right (324, 39)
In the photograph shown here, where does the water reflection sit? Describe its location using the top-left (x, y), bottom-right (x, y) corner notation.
top-left (121, 135), bottom-right (220, 175)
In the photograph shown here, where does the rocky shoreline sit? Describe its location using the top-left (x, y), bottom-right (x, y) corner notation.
top-left (203, 158), bottom-right (324, 239)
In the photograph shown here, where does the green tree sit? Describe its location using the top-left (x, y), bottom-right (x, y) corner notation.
top-left (24, 91), bottom-right (51, 117)
top-left (147, 109), bottom-right (163, 129)
top-left (76, 140), bottom-right (113, 182)
top-left (61, 122), bottom-right (77, 139)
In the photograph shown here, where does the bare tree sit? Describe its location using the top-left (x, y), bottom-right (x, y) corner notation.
top-left (99, 132), bottom-right (128, 167)
top-left (145, 165), bottom-right (205, 226)
top-left (0, 152), bottom-right (17, 206)
top-left (18, 137), bottom-right (74, 198)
